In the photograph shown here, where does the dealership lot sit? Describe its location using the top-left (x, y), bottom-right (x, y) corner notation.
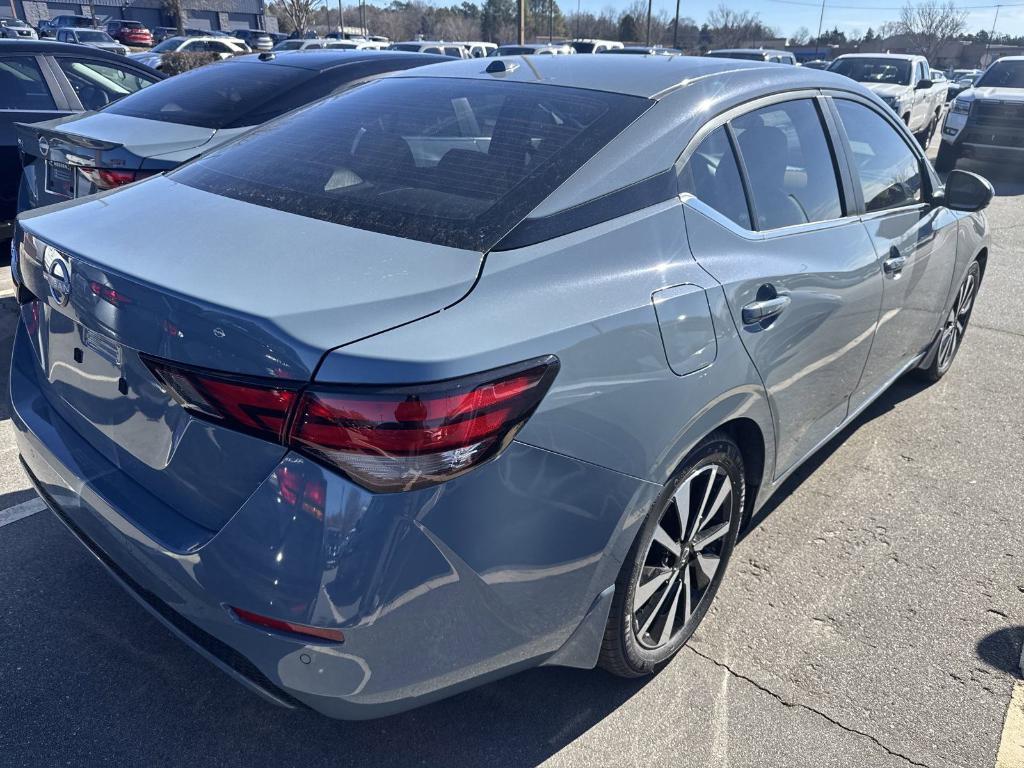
top-left (1, 134), bottom-right (1023, 768)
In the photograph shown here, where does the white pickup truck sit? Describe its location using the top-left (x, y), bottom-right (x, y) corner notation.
top-left (828, 53), bottom-right (947, 146)
top-left (937, 55), bottom-right (1024, 172)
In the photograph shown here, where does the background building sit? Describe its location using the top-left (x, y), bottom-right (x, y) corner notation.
top-left (3, 0), bottom-right (277, 35)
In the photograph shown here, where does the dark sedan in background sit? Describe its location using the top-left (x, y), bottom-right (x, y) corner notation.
top-left (16, 50), bottom-right (447, 216)
top-left (0, 39), bottom-right (161, 240)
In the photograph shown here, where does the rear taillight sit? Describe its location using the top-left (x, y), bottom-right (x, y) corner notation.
top-left (77, 168), bottom-right (153, 191)
top-left (143, 356), bottom-right (558, 493)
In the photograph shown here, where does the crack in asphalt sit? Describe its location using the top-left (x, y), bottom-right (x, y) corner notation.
top-left (972, 323), bottom-right (1024, 340)
top-left (685, 645), bottom-right (935, 768)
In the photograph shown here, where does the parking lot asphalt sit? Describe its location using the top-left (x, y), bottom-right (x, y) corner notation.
top-left (0, 152), bottom-right (1022, 768)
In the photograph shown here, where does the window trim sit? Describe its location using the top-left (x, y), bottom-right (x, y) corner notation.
top-left (825, 92), bottom-right (932, 217)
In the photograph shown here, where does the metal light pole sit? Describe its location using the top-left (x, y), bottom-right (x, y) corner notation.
top-left (548, 0), bottom-right (553, 42)
top-left (575, 0), bottom-right (580, 39)
top-left (518, 0), bottom-right (525, 44)
top-left (672, 0), bottom-right (680, 49)
top-left (645, 0), bottom-right (652, 45)
top-left (337, 0), bottom-right (343, 34)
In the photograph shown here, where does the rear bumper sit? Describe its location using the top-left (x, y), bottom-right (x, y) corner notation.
top-left (11, 320), bottom-right (656, 718)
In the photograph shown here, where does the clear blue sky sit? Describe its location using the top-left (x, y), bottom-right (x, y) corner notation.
top-left (564, 0), bottom-right (1024, 39)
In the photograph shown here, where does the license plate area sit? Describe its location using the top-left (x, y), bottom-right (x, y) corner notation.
top-left (83, 326), bottom-right (123, 367)
top-left (44, 160), bottom-right (75, 199)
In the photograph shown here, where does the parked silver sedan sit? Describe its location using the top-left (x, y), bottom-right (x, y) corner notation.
top-left (11, 55), bottom-right (992, 718)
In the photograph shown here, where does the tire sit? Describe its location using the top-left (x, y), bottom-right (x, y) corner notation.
top-left (599, 431), bottom-right (744, 677)
top-left (916, 260), bottom-right (980, 382)
top-left (935, 141), bottom-right (958, 173)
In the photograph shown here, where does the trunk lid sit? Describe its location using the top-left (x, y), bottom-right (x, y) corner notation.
top-left (17, 112), bottom-right (218, 169)
top-left (16, 176), bottom-right (483, 531)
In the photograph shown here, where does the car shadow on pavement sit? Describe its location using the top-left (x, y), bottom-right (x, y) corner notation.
top-left (741, 374), bottom-right (929, 539)
top-left (977, 627), bottom-right (1024, 679)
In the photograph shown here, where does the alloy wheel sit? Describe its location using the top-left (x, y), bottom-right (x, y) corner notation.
top-left (937, 270), bottom-right (977, 371)
top-left (632, 464), bottom-right (734, 650)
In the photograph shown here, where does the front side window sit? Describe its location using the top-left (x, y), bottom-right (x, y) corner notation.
top-left (172, 77), bottom-right (650, 251)
top-left (57, 59), bottom-right (156, 109)
top-left (834, 100), bottom-right (922, 212)
top-left (679, 126), bottom-right (751, 229)
top-left (0, 56), bottom-right (57, 111)
top-left (732, 99), bottom-right (843, 229)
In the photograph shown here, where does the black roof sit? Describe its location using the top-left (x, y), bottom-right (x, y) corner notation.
top-left (0, 38), bottom-right (161, 73)
top-left (225, 49), bottom-right (450, 71)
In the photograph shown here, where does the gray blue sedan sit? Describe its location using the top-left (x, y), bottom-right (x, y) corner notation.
top-left (11, 55), bottom-right (992, 718)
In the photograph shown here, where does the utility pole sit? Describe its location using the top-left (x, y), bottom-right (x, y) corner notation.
top-left (645, 0), bottom-right (652, 45)
top-left (985, 4), bottom-right (1001, 66)
top-left (518, 0), bottom-right (525, 44)
top-left (575, 0), bottom-right (580, 39)
top-left (548, 0), bottom-right (552, 42)
top-left (672, 0), bottom-right (680, 49)
top-left (337, 0), bottom-right (343, 34)
top-left (814, 0), bottom-right (826, 59)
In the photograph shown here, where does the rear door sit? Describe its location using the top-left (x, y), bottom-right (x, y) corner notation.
top-left (829, 95), bottom-right (958, 411)
top-left (681, 95), bottom-right (883, 478)
top-left (0, 54), bottom-right (72, 230)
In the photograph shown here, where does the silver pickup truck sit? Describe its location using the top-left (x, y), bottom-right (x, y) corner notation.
top-left (828, 53), bottom-right (947, 146)
top-left (937, 56), bottom-right (1024, 172)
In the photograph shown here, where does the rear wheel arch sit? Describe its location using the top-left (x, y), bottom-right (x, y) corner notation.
top-left (975, 247), bottom-right (988, 281)
top-left (718, 417), bottom-right (766, 525)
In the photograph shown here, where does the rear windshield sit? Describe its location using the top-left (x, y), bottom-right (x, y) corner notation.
top-left (495, 46), bottom-right (536, 55)
top-left (977, 60), bottom-right (1024, 89)
top-left (120, 21), bottom-right (144, 28)
top-left (390, 43), bottom-right (422, 52)
top-left (828, 57), bottom-right (911, 86)
top-left (571, 42), bottom-right (596, 53)
top-left (172, 77), bottom-right (649, 251)
top-left (104, 62), bottom-right (326, 128)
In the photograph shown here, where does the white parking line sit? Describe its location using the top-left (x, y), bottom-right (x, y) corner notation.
top-left (0, 497), bottom-right (46, 528)
top-left (996, 683), bottom-right (1024, 768)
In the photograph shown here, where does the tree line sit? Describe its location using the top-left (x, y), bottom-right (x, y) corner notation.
top-left (267, 0), bottom-right (1019, 56)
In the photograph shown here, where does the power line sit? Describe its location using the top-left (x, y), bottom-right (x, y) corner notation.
top-left (768, 0), bottom-right (1024, 9)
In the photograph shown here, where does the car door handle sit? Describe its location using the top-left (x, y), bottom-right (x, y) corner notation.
top-left (742, 295), bottom-right (791, 325)
top-left (883, 253), bottom-right (908, 275)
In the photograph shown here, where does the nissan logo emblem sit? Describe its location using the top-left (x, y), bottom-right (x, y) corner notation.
top-left (38, 135), bottom-right (49, 157)
top-left (42, 247), bottom-right (71, 306)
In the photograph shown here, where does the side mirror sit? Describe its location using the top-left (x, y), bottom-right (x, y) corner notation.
top-left (916, 78), bottom-right (933, 90)
top-left (944, 169), bottom-right (994, 212)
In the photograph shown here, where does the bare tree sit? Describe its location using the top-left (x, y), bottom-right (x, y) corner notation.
top-left (706, 4), bottom-right (772, 48)
top-left (897, 0), bottom-right (967, 60)
top-left (162, 0), bottom-right (186, 34)
top-left (790, 25), bottom-right (810, 45)
top-left (277, 0), bottom-right (319, 35)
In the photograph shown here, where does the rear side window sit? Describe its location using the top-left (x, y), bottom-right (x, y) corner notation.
top-left (0, 56), bottom-right (57, 111)
top-left (172, 77), bottom-right (650, 251)
top-left (56, 58), bottom-right (156, 109)
top-left (105, 62), bottom-right (315, 128)
top-left (834, 100), bottom-right (922, 212)
top-left (732, 99), bottom-right (843, 229)
top-left (679, 127), bottom-right (751, 229)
